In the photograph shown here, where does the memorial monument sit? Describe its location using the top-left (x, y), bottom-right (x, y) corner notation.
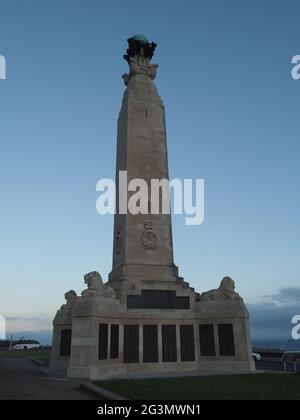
top-left (50, 35), bottom-right (254, 379)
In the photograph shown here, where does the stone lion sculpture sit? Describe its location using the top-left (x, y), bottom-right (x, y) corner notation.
top-left (60, 290), bottom-right (77, 310)
top-left (199, 277), bottom-right (242, 302)
top-left (81, 271), bottom-right (116, 299)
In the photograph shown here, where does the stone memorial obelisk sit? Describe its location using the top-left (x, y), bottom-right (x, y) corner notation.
top-left (50, 35), bottom-right (254, 379)
top-left (108, 34), bottom-right (185, 299)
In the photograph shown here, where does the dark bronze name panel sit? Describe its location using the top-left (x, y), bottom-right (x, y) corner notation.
top-left (218, 324), bottom-right (235, 356)
top-left (199, 324), bottom-right (216, 356)
top-left (143, 325), bottom-right (159, 363)
top-left (60, 329), bottom-right (72, 357)
top-left (180, 325), bottom-right (195, 361)
top-left (98, 323), bottom-right (108, 360)
top-left (127, 290), bottom-right (190, 309)
top-left (124, 325), bottom-right (139, 363)
top-left (162, 325), bottom-right (177, 362)
top-left (110, 324), bottom-right (119, 359)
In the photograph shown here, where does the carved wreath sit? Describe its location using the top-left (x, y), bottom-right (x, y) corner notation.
top-left (141, 230), bottom-right (157, 250)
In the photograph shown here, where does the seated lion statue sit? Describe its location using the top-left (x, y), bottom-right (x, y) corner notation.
top-left (200, 276), bottom-right (242, 302)
top-left (81, 271), bottom-right (116, 299)
top-left (60, 290), bottom-right (77, 310)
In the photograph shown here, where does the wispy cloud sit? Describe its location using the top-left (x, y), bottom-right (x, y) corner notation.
top-left (247, 286), bottom-right (300, 309)
top-left (246, 286), bottom-right (300, 349)
top-left (4, 315), bottom-right (52, 333)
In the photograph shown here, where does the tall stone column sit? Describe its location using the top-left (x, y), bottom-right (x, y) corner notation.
top-left (108, 35), bottom-right (179, 290)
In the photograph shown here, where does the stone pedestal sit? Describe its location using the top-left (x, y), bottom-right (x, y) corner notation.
top-left (65, 287), bottom-right (254, 380)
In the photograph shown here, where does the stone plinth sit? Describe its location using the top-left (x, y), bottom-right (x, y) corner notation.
top-left (65, 288), bottom-right (254, 380)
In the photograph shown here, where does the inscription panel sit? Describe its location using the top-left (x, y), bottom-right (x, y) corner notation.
top-left (127, 290), bottom-right (190, 309)
top-left (110, 324), bottom-right (119, 359)
top-left (199, 324), bottom-right (216, 356)
top-left (162, 325), bottom-right (177, 362)
top-left (180, 325), bottom-right (195, 361)
top-left (98, 324), bottom-right (108, 360)
top-left (124, 325), bottom-right (139, 363)
top-left (60, 329), bottom-right (72, 357)
top-left (143, 325), bottom-right (158, 363)
top-left (218, 324), bottom-right (235, 356)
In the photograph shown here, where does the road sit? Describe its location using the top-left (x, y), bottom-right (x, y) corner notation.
top-left (0, 358), bottom-right (97, 400)
top-left (256, 360), bottom-right (300, 373)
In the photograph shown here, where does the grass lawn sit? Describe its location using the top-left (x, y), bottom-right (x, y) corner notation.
top-left (0, 349), bottom-right (51, 365)
top-left (96, 374), bottom-right (300, 400)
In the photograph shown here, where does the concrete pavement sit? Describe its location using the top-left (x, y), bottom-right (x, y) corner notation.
top-left (0, 358), bottom-right (98, 400)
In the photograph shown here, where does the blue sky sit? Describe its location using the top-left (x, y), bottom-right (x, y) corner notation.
top-left (0, 1), bottom-right (299, 344)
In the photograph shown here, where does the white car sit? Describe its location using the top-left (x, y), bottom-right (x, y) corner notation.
top-left (252, 352), bottom-right (261, 361)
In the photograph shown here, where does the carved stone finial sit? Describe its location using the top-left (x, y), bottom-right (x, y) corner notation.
top-left (122, 35), bottom-right (158, 85)
top-left (123, 35), bottom-right (157, 63)
top-left (199, 277), bottom-right (242, 302)
top-left (81, 271), bottom-right (116, 299)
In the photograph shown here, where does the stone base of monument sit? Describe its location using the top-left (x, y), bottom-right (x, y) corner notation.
top-left (50, 273), bottom-right (254, 380)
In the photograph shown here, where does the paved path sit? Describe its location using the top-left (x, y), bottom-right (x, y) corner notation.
top-left (256, 360), bottom-right (300, 373)
top-left (0, 358), bottom-right (97, 400)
